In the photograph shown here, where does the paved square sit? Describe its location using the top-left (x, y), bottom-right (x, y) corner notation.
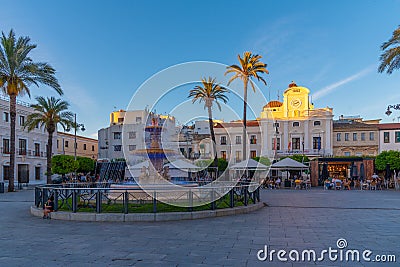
top-left (0, 188), bottom-right (399, 266)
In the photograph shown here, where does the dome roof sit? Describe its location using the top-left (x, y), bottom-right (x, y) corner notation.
top-left (264, 100), bottom-right (283, 109)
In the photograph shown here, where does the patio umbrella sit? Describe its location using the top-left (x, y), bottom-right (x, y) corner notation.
top-left (359, 163), bottom-right (365, 181)
top-left (385, 164), bottom-right (391, 180)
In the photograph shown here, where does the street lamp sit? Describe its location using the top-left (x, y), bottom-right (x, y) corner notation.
top-left (66, 113), bottom-right (85, 178)
top-left (385, 104), bottom-right (400, 116)
top-left (273, 121), bottom-right (279, 162)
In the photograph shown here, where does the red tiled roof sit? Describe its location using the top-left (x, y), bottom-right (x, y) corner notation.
top-left (214, 120), bottom-right (260, 128)
top-left (376, 123), bottom-right (400, 130)
top-left (264, 100), bottom-right (283, 108)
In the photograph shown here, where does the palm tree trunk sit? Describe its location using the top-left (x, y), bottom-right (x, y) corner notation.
top-left (8, 95), bottom-right (16, 192)
top-left (208, 106), bottom-right (218, 169)
top-left (242, 78), bottom-right (248, 161)
top-left (47, 131), bottom-right (54, 184)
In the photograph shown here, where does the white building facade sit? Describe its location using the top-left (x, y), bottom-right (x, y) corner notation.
top-left (260, 82), bottom-right (334, 159)
top-left (98, 110), bottom-right (177, 160)
top-left (0, 95), bottom-right (56, 184)
top-left (377, 123), bottom-right (400, 153)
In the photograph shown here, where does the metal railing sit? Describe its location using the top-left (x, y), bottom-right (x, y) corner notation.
top-left (34, 183), bottom-right (260, 214)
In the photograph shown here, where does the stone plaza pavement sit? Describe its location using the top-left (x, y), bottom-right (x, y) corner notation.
top-left (0, 188), bottom-right (399, 266)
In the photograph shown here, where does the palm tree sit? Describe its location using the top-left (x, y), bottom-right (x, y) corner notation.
top-left (379, 26), bottom-right (400, 74)
top-left (225, 51), bottom-right (268, 160)
top-left (189, 77), bottom-right (228, 168)
top-left (0, 29), bottom-right (62, 191)
top-left (24, 96), bottom-right (73, 184)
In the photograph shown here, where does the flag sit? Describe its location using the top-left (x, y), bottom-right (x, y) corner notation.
top-left (288, 141), bottom-right (291, 150)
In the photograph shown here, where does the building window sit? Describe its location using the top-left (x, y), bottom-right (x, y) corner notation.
top-left (113, 132), bottom-right (121, 139)
top-left (345, 133), bottom-right (349, 141)
top-left (65, 140), bottom-right (69, 147)
top-left (57, 140), bottom-right (59, 149)
top-left (3, 138), bottom-right (10, 154)
top-left (128, 145), bottom-right (136, 151)
top-left (384, 132), bottom-right (390, 143)
top-left (235, 151), bottom-right (241, 162)
top-left (361, 132), bottom-right (365, 141)
top-left (92, 145), bottom-right (95, 151)
top-left (292, 138), bottom-right (300, 150)
top-left (250, 135), bottom-right (257, 144)
top-left (18, 139), bottom-right (27, 155)
top-left (344, 152), bottom-right (351, 156)
top-left (129, 131), bottom-right (136, 139)
top-left (136, 117), bottom-right (142, 123)
top-left (34, 143), bottom-right (40, 157)
top-left (19, 115), bottom-right (25, 126)
top-left (355, 152), bottom-right (362, 156)
top-left (114, 145), bottom-right (122, 151)
top-left (293, 122), bottom-right (300, 127)
top-left (353, 133), bottom-right (357, 141)
top-left (235, 136), bottom-right (241, 144)
top-left (3, 112), bottom-right (9, 122)
top-left (395, 132), bottom-right (400, 143)
top-left (83, 144), bottom-right (87, 150)
top-left (313, 137), bottom-right (321, 150)
top-left (118, 118), bottom-right (124, 123)
top-left (369, 132), bottom-right (374, 141)
top-left (221, 151), bottom-right (226, 160)
top-left (220, 136), bottom-right (227, 145)
top-left (313, 121), bottom-right (321, 126)
top-left (250, 150), bottom-right (257, 158)
top-left (337, 133), bottom-right (341, 141)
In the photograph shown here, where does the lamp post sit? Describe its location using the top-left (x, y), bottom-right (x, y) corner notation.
top-left (273, 121), bottom-right (279, 162)
top-left (385, 104), bottom-right (400, 116)
top-left (67, 113), bottom-right (85, 178)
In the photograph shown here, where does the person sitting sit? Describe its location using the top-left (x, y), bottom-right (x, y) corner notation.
top-left (370, 179), bottom-right (377, 190)
top-left (275, 178), bottom-right (281, 189)
top-left (43, 195), bottom-right (54, 219)
top-left (343, 179), bottom-right (351, 190)
top-left (324, 179), bottom-right (332, 190)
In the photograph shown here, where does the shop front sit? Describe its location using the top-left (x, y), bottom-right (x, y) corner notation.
top-left (310, 157), bottom-right (375, 186)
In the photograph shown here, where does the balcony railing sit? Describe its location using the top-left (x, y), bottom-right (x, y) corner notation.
top-left (0, 147), bottom-right (47, 157)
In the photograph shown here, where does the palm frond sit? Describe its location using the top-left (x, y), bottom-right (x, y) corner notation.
top-left (379, 26), bottom-right (400, 74)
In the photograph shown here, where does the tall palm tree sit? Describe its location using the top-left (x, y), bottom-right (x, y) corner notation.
top-left (225, 51), bottom-right (268, 160)
top-left (189, 77), bottom-right (228, 168)
top-left (24, 96), bottom-right (73, 184)
top-left (0, 29), bottom-right (62, 191)
top-left (379, 26), bottom-right (400, 74)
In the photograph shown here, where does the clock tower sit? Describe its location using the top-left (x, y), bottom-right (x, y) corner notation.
top-left (283, 81), bottom-right (312, 118)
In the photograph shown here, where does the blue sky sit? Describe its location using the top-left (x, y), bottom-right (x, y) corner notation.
top-left (2, 0), bottom-right (400, 138)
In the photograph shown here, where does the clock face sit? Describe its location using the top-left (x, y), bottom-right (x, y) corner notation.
top-left (291, 98), bottom-right (302, 108)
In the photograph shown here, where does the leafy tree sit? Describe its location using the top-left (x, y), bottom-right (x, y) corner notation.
top-left (52, 155), bottom-right (78, 176)
top-left (0, 30), bottom-right (62, 191)
top-left (375, 150), bottom-right (400, 171)
top-left (253, 156), bottom-right (271, 166)
top-left (76, 156), bottom-right (96, 173)
top-left (286, 155), bottom-right (310, 163)
top-left (24, 97), bottom-right (73, 184)
top-left (189, 77), bottom-right (228, 168)
top-left (217, 158), bottom-right (228, 172)
top-left (225, 52), bottom-right (268, 160)
top-left (379, 26), bottom-right (400, 74)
